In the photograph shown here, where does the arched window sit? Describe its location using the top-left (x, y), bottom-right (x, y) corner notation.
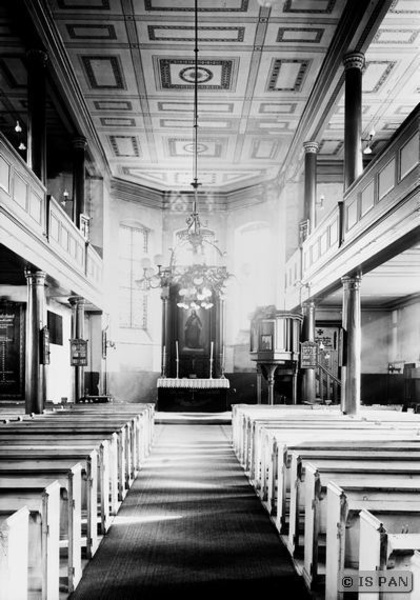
top-left (118, 224), bottom-right (149, 330)
top-left (234, 222), bottom-right (274, 331)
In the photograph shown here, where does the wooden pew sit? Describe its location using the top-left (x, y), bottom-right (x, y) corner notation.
top-left (270, 434), bottom-right (420, 531)
top-left (60, 403), bottom-right (155, 457)
top-left (325, 482), bottom-right (420, 600)
top-left (0, 481), bottom-right (61, 600)
top-left (0, 463), bottom-right (83, 593)
top-left (359, 508), bottom-right (420, 600)
top-left (0, 431), bottom-right (120, 510)
top-left (0, 446), bottom-right (102, 554)
top-left (288, 456), bottom-right (420, 558)
top-left (303, 468), bottom-right (420, 591)
top-left (0, 425), bottom-right (124, 501)
top-left (32, 414), bottom-right (141, 481)
top-left (252, 415), bottom-right (420, 489)
top-left (232, 404), bottom-right (327, 459)
top-left (0, 506), bottom-right (30, 600)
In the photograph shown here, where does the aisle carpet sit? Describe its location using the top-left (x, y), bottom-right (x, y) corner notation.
top-left (71, 422), bottom-right (311, 600)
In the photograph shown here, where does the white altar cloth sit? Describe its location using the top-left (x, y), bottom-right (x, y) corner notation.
top-left (157, 378), bottom-right (230, 389)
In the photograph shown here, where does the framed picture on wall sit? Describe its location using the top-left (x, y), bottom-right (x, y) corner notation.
top-left (70, 339), bottom-right (88, 366)
top-left (260, 334), bottom-right (273, 351)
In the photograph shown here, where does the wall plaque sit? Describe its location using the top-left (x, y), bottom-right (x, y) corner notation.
top-left (70, 339), bottom-right (88, 366)
top-left (0, 301), bottom-right (25, 399)
top-left (300, 341), bottom-right (318, 369)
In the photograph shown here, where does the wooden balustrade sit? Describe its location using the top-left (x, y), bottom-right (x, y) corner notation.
top-left (0, 132), bottom-right (103, 291)
top-left (285, 105), bottom-right (420, 303)
top-left (317, 362), bottom-right (341, 404)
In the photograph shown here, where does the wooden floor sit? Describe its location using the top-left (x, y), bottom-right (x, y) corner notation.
top-left (70, 418), bottom-right (312, 599)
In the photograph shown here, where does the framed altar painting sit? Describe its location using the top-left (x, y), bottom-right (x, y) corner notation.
top-left (179, 306), bottom-right (211, 354)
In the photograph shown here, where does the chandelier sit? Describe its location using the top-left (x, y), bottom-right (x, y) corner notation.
top-left (138, 0), bottom-right (232, 310)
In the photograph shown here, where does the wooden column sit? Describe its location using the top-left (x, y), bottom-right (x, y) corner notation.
top-left (266, 364), bottom-right (277, 406)
top-left (301, 300), bottom-right (316, 403)
top-left (25, 270), bottom-right (47, 414)
top-left (72, 136), bottom-right (87, 228)
top-left (343, 52), bottom-right (364, 191)
top-left (26, 49), bottom-right (48, 184)
top-left (341, 275), bottom-right (362, 415)
top-left (69, 296), bottom-right (86, 402)
top-left (292, 363), bottom-right (298, 405)
top-left (303, 141), bottom-right (319, 235)
top-left (256, 363), bottom-right (262, 405)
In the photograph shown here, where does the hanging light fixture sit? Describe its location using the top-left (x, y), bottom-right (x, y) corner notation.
top-left (138, 0), bottom-right (232, 310)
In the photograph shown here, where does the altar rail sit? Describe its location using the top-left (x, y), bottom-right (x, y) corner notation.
top-left (0, 133), bottom-right (103, 296)
top-left (285, 105), bottom-right (420, 306)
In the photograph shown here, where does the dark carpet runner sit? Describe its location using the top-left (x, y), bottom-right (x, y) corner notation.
top-left (71, 422), bottom-right (311, 600)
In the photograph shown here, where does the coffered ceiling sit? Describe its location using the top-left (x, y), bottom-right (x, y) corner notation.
top-left (0, 0), bottom-right (419, 194)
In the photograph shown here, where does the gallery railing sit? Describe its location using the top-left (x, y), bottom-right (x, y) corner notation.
top-left (0, 133), bottom-right (103, 293)
top-left (285, 105), bottom-right (420, 301)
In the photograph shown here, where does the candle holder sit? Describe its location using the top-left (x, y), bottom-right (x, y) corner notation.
top-left (176, 358), bottom-right (179, 379)
top-left (162, 345), bottom-right (167, 378)
top-left (209, 357), bottom-right (213, 379)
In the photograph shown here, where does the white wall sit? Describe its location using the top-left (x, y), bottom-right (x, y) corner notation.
top-left (105, 194), bottom-right (163, 401)
top-left (46, 300), bottom-right (73, 403)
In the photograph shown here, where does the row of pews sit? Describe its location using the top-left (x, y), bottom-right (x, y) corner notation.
top-left (232, 403), bottom-right (420, 599)
top-left (0, 402), bottom-right (154, 600)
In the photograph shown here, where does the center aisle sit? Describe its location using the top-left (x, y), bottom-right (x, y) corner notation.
top-left (71, 420), bottom-right (311, 599)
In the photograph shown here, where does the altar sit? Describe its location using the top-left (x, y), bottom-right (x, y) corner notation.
top-left (157, 377), bottom-right (230, 412)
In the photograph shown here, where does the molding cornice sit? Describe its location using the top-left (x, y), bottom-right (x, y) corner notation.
top-left (111, 177), bottom-right (164, 209)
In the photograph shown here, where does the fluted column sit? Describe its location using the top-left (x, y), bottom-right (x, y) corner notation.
top-left (69, 296), bottom-right (86, 402)
top-left (26, 49), bottom-right (48, 184)
top-left (301, 300), bottom-right (316, 403)
top-left (341, 275), bottom-right (362, 415)
top-left (303, 141), bottom-right (319, 235)
top-left (343, 53), bottom-right (364, 190)
top-left (25, 269), bottom-right (47, 414)
top-left (72, 136), bottom-right (87, 227)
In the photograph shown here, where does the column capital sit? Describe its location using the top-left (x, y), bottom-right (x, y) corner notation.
top-left (343, 52), bottom-right (364, 72)
top-left (26, 49), bottom-right (49, 67)
top-left (301, 299), bottom-right (316, 311)
top-left (341, 274), bottom-right (362, 290)
top-left (72, 136), bottom-right (87, 151)
top-left (303, 141), bottom-right (319, 154)
top-left (24, 269), bottom-right (46, 285)
top-left (68, 296), bottom-right (86, 307)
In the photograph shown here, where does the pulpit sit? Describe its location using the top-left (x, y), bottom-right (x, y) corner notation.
top-left (250, 307), bottom-right (303, 404)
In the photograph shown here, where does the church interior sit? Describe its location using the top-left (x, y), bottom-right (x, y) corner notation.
top-left (1, 0), bottom-right (420, 598)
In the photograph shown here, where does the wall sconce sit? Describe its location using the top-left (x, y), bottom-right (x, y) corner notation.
top-left (316, 194), bottom-right (325, 210)
top-left (14, 120), bottom-right (26, 152)
top-left (362, 127), bottom-right (376, 155)
top-left (61, 190), bottom-right (73, 206)
top-left (102, 329), bottom-right (116, 359)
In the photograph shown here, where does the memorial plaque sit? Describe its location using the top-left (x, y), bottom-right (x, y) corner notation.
top-left (300, 341), bottom-right (318, 369)
top-left (0, 301), bottom-right (25, 399)
top-left (70, 339), bottom-right (88, 366)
